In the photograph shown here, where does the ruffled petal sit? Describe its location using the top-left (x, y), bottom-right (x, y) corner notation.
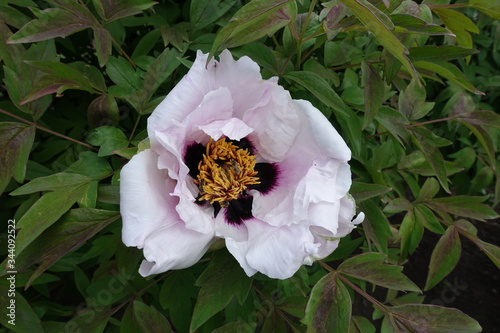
top-left (294, 99), bottom-right (351, 162)
top-left (147, 51), bottom-right (216, 139)
top-left (120, 149), bottom-right (177, 248)
top-left (215, 50), bottom-right (274, 117)
top-left (139, 222), bottom-right (214, 276)
top-left (198, 117), bottom-right (254, 141)
top-left (336, 195), bottom-right (365, 238)
top-left (243, 86), bottom-right (300, 162)
top-left (251, 99), bottom-right (353, 227)
top-left (226, 219), bottom-right (318, 279)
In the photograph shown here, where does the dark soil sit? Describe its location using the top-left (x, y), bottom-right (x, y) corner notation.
top-left (404, 219), bottom-right (500, 332)
top-left (348, 219), bottom-right (500, 331)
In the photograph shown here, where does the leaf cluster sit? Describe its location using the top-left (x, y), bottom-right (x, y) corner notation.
top-left (1, 0), bottom-right (500, 332)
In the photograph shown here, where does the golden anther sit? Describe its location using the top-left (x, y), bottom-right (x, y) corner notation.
top-left (195, 138), bottom-right (260, 205)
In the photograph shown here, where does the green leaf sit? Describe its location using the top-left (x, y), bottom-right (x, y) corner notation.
top-left (339, 0), bottom-right (419, 82)
top-left (374, 106), bottom-right (410, 145)
top-left (160, 23), bottom-right (189, 52)
top-left (67, 151), bottom-right (113, 179)
top-left (391, 14), bottom-right (453, 36)
top-left (87, 94), bottom-right (119, 128)
top-left (361, 61), bottom-right (384, 128)
top-left (408, 45), bottom-right (479, 62)
top-left (338, 253), bottom-right (421, 292)
top-left (159, 271), bottom-right (196, 333)
top-left (11, 174), bottom-right (92, 256)
top-left (414, 204), bottom-right (445, 234)
top-left (190, 249), bottom-right (253, 332)
top-left (425, 225), bottom-right (461, 290)
top-left (13, 208), bottom-right (120, 287)
top-left (106, 56), bottom-right (143, 94)
top-left (64, 307), bottom-right (117, 333)
top-left (0, 285), bottom-right (44, 333)
top-left (285, 70), bottom-right (351, 118)
top-left (7, 7), bottom-right (93, 44)
top-left (121, 304), bottom-right (142, 333)
top-left (415, 177), bottom-right (440, 202)
top-left (190, 0), bottom-right (238, 32)
top-left (456, 110), bottom-right (500, 129)
top-left (424, 196), bottom-right (498, 221)
top-left (350, 182), bottom-right (392, 203)
top-left (142, 47), bottom-right (183, 98)
top-left (351, 316), bottom-right (376, 333)
top-left (386, 304), bottom-right (482, 332)
top-left (432, 8), bottom-right (479, 53)
top-left (399, 79), bottom-right (434, 120)
top-left (92, 27), bottom-right (112, 67)
top-left (10, 172), bottom-right (92, 195)
top-left (359, 200), bottom-right (392, 253)
top-left (410, 127), bottom-right (450, 193)
top-left (208, 0), bottom-right (296, 61)
top-left (398, 211), bottom-right (424, 259)
top-left (413, 60), bottom-right (483, 95)
top-left (458, 122), bottom-right (496, 168)
top-left (469, 0), bottom-right (500, 19)
top-left (92, 0), bottom-right (157, 22)
top-left (0, 122), bottom-right (35, 194)
top-left (303, 272), bottom-right (351, 333)
top-left (133, 301), bottom-right (173, 333)
top-left (476, 240), bottom-right (500, 270)
top-left (97, 185), bottom-right (120, 204)
top-left (211, 321), bottom-right (256, 333)
top-left (20, 61), bottom-right (104, 104)
top-left (87, 126), bottom-right (129, 156)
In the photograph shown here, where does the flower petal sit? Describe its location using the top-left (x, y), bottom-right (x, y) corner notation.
top-left (251, 99), bottom-right (353, 227)
top-left (227, 219), bottom-right (318, 279)
top-left (198, 117), bottom-right (254, 141)
top-left (139, 222), bottom-right (214, 276)
top-left (294, 99), bottom-right (351, 162)
top-left (147, 51), bottom-right (216, 138)
top-left (120, 149), bottom-right (177, 248)
top-left (243, 87), bottom-right (300, 162)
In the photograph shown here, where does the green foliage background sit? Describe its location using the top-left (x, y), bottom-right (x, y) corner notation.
top-left (1, 0), bottom-right (500, 332)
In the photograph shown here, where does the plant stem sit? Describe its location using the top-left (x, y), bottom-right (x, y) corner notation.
top-left (128, 114), bottom-right (142, 142)
top-left (111, 37), bottom-right (136, 69)
top-left (0, 108), bottom-right (97, 150)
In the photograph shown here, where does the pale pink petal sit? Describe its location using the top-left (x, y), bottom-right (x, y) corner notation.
top-left (120, 149), bottom-right (177, 248)
top-left (336, 195), bottom-right (365, 237)
top-left (225, 237), bottom-right (258, 277)
top-left (147, 51), bottom-right (216, 138)
top-left (139, 222), bottom-right (214, 277)
top-left (215, 50), bottom-right (275, 117)
top-left (308, 201), bottom-right (341, 235)
top-left (151, 87), bottom-right (234, 156)
top-left (198, 118), bottom-right (254, 141)
top-left (294, 99), bottom-right (351, 162)
top-left (251, 99), bottom-right (353, 227)
top-left (242, 220), bottom-right (318, 279)
top-left (243, 87), bottom-right (300, 162)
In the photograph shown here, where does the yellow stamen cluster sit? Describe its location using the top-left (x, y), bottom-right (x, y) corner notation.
top-left (195, 138), bottom-right (260, 206)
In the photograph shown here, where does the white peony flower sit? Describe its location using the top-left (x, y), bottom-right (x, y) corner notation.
top-left (120, 50), bottom-right (364, 279)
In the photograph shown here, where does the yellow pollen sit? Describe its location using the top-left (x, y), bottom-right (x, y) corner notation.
top-left (195, 137), bottom-right (260, 206)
